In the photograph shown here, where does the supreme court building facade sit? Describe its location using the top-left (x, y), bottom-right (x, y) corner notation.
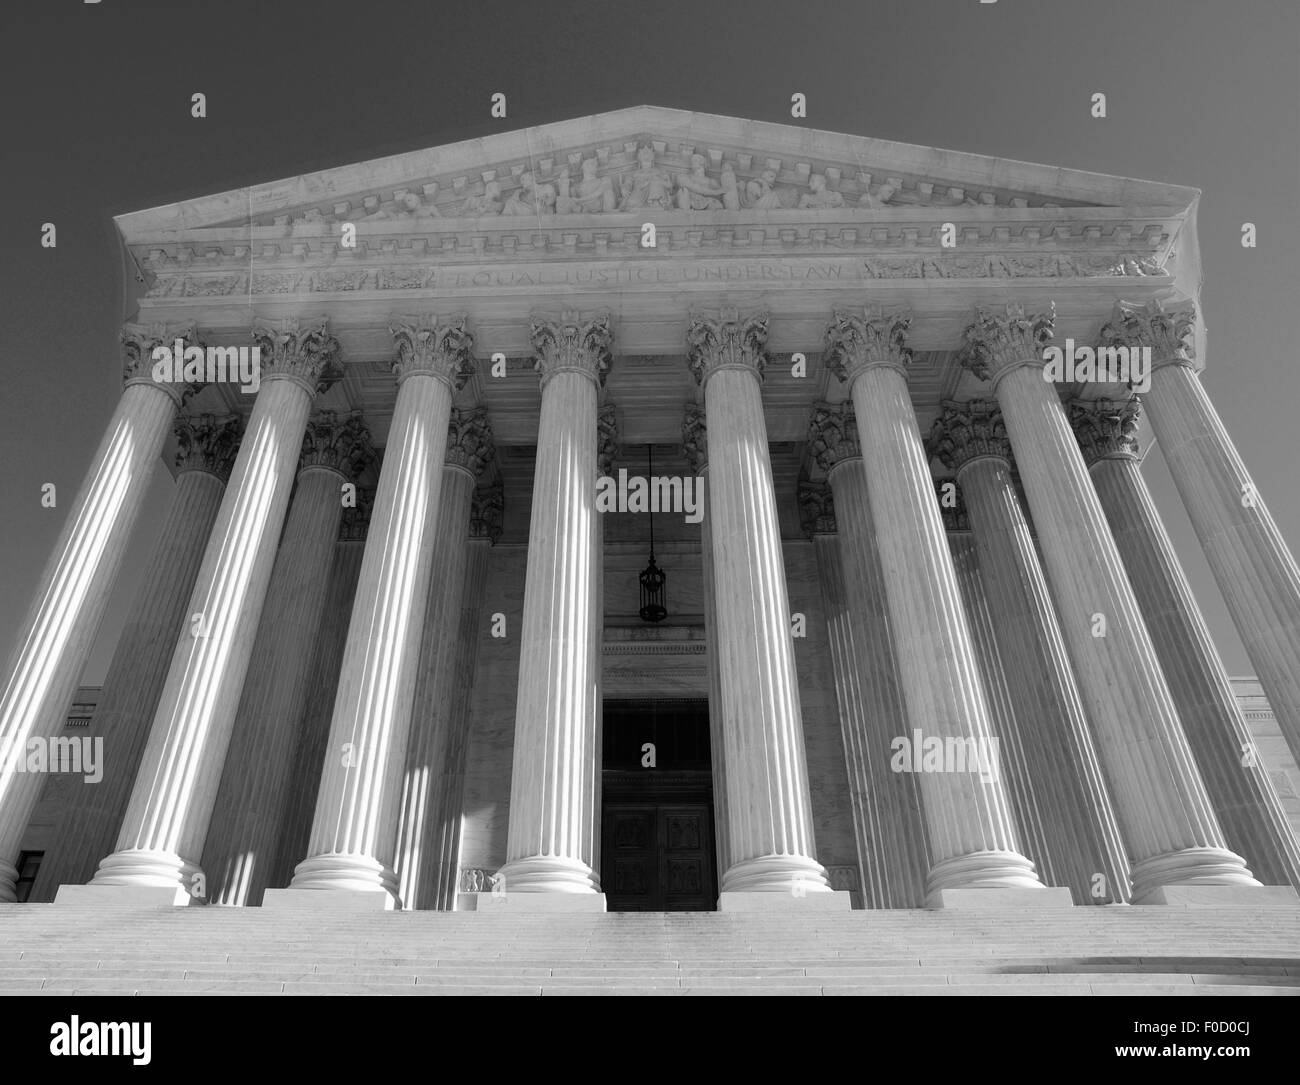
top-left (4, 107), bottom-right (1300, 914)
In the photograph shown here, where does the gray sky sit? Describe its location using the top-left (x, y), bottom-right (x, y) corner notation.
top-left (0, 0), bottom-right (1296, 681)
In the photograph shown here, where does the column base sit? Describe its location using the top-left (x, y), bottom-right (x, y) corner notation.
top-left (718, 890), bottom-right (852, 911)
top-left (1129, 846), bottom-right (1261, 901)
top-left (494, 855), bottom-right (602, 894)
top-left (926, 887), bottom-right (1075, 910)
top-left (462, 891), bottom-right (607, 912)
top-left (924, 850), bottom-right (1043, 896)
top-left (55, 883), bottom-right (194, 908)
top-left (1131, 885), bottom-right (1298, 907)
top-left (720, 855), bottom-right (832, 894)
top-left (263, 886), bottom-right (397, 911)
top-left (286, 852), bottom-right (400, 905)
top-left (88, 849), bottom-right (203, 900)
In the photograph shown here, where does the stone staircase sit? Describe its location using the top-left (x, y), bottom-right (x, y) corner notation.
top-left (2, 903), bottom-right (1299, 995)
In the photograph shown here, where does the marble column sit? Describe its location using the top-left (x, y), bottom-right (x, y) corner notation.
top-left (1102, 299), bottom-right (1300, 770)
top-left (77, 319), bottom-right (342, 902)
top-left (203, 411), bottom-right (375, 906)
top-left (281, 316), bottom-right (476, 907)
top-left (498, 312), bottom-right (613, 897)
top-left (30, 413), bottom-right (241, 901)
top-left (930, 401), bottom-right (1131, 904)
top-left (269, 497), bottom-right (370, 892)
top-left (395, 408), bottom-right (495, 911)
top-left (940, 486), bottom-right (1058, 891)
top-left (804, 408), bottom-right (929, 908)
top-left (592, 404), bottom-right (616, 890)
top-left (428, 485), bottom-right (500, 910)
top-left (823, 308), bottom-right (1043, 903)
top-left (682, 405), bottom-right (731, 881)
top-left (1072, 396), bottom-right (1300, 889)
top-left (685, 310), bottom-right (831, 897)
top-left (957, 303), bottom-right (1257, 900)
top-left (0, 324), bottom-right (203, 901)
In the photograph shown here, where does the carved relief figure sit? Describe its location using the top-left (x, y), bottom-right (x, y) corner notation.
top-left (927, 190), bottom-right (980, 208)
top-left (368, 191), bottom-right (440, 220)
top-left (798, 173), bottom-right (845, 210)
top-left (502, 171), bottom-right (556, 216)
top-left (858, 181), bottom-right (899, 209)
top-left (618, 143), bottom-right (676, 211)
top-left (745, 168), bottom-right (784, 210)
top-left (461, 180), bottom-right (504, 216)
top-left (676, 154), bottom-right (726, 211)
top-left (556, 158), bottom-right (617, 213)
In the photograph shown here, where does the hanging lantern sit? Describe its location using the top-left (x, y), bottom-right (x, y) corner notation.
top-left (638, 444), bottom-right (668, 622)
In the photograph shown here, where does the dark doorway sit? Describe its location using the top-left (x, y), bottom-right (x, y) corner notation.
top-left (601, 698), bottom-right (717, 911)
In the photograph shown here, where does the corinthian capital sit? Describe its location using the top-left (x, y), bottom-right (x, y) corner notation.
top-left (681, 404), bottom-right (708, 474)
top-left (300, 410), bottom-right (375, 479)
top-left (252, 316), bottom-right (342, 394)
top-left (928, 399), bottom-right (1011, 473)
top-left (174, 412), bottom-right (242, 481)
top-left (445, 406), bottom-right (496, 478)
top-left (1098, 297), bottom-right (1197, 370)
top-left (823, 306), bottom-right (913, 385)
top-left (1068, 397), bottom-right (1142, 466)
top-left (807, 402), bottom-right (861, 475)
top-left (685, 308), bottom-right (769, 386)
top-left (470, 482), bottom-right (504, 543)
top-left (122, 321), bottom-right (206, 405)
top-left (797, 478), bottom-right (836, 538)
top-left (958, 302), bottom-right (1056, 386)
top-left (389, 314), bottom-right (477, 388)
top-left (530, 310), bottom-right (614, 389)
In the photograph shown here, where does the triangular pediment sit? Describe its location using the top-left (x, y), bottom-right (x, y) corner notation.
top-left (116, 105), bottom-right (1198, 239)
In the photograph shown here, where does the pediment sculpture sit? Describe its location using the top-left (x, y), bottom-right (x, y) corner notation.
top-left (286, 144), bottom-right (1042, 225)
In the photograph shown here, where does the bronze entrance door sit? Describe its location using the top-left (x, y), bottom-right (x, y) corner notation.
top-left (600, 699), bottom-right (717, 911)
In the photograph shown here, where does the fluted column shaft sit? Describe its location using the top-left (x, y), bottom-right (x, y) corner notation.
top-left (203, 412), bottom-right (371, 906)
top-left (270, 525), bottom-right (367, 891)
top-left (698, 468), bottom-right (732, 880)
top-left (500, 313), bottom-right (612, 894)
top-left (288, 318), bottom-right (474, 904)
top-left (811, 479), bottom-right (929, 907)
top-left (959, 304), bottom-right (1256, 899)
top-left (802, 413), bottom-right (931, 908)
top-left (1075, 402), bottom-right (1300, 888)
top-left (945, 525), bottom-right (1057, 882)
top-left (1153, 384), bottom-right (1300, 765)
top-left (396, 411), bottom-right (493, 910)
top-left (824, 310), bottom-right (1041, 901)
top-left (687, 311), bottom-right (829, 894)
top-left (683, 408), bottom-right (730, 879)
top-left (30, 416), bottom-right (238, 901)
top-left (431, 531), bottom-right (493, 910)
top-left (395, 464), bottom-right (474, 909)
top-left (0, 326), bottom-right (196, 901)
top-left (1102, 300), bottom-right (1300, 768)
top-left (90, 321), bottom-right (341, 896)
top-left (954, 457), bottom-right (1131, 903)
